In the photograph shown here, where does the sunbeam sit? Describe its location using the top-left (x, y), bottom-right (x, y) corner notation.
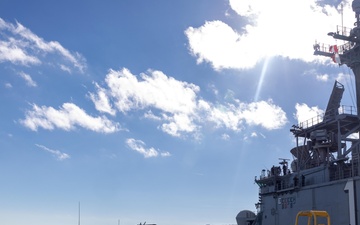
top-left (254, 57), bottom-right (271, 101)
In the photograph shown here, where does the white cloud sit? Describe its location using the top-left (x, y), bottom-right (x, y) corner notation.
top-left (89, 68), bottom-right (288, 137)
top-left (221, 133), bottom-right (230, 140)
top-left (200, 99), bottom-right (287, 131)
top-left (316, 74), bottom-right (329, 82)
top-left (97, 68), bottom-right (201, 136)
top-left (35, 144), bottom-right (70, 161)
top-left (5, 83), bottom-right (12, 88)
top-left (60, 64), bottom-right (71, 74)
top-left (185, 20), bottom-right (259, 70)
top-left (349, 133), bottom-right (359, 139)
top-left (303, 68), bottom-right (330, 82)
top-left (143, 110), bottom-right (162, 121)
top-left (241, 100), bottom-right (288, 129)
top-left (243, 131), bottom-right (266, 141)
top-left (125, 138), bottom-right (170, 158)
top-left (160, 113), bottom-right (197, 137)
top-left (89, 83), bottom-right (116, 116)
top-left (259, 132), bottom-right (266, 139)
top-left (294, 103), bottom-right (324, 127)
top-left (336, 72), bottom-right (353, 84)
top-left (19, 66), bottom-right (288, 137)
top-left (202, 102), bottom-right (244, 131)
top-left (0, 38), bottom-right (40, 65)
top-left (0, 18), bottom-right (86, 73)
top-left (186, 0), bottom-right (353, 70)
top-left (160, 151), bottom-right (171, 157)
top-left (20, 103), bottom-right (120, 133)
top-left (208, 84), bottom-right (219, 96)
top-left (19, 71), bottom-right (37, 87)
top-left (105, 68), bottom-right (199, 114)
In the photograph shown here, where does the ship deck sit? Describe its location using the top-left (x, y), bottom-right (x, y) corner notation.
top-left (291, 110), bottom-right (358, 138)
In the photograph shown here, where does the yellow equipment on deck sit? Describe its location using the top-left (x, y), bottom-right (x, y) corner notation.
top-left (295, 210), bottom-right (331, 225)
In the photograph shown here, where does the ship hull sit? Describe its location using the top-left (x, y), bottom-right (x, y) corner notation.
top-left (259, 177), bottom-right (359, 225)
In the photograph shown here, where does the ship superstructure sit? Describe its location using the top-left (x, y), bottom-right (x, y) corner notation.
top-left (236, 1), bottom-right (360, 225)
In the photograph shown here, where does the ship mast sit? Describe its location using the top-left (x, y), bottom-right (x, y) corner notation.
top-left (314, 0), bottom-right (360, 116)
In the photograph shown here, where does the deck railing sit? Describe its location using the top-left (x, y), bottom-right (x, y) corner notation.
top-left (298, 105), bottom-right (357, 129)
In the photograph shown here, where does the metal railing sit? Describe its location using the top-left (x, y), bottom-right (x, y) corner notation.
top-left (336, 25), bottom-right (352, 37)
top-left (298, 105), bottom-right (357, 129)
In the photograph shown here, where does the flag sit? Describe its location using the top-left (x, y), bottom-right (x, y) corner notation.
top-left (334, 53), bottom-right (341, 64)
top-left (329, 45), bottom-right (341, 64)
top-left (329, 45), bottom-right (338, 53)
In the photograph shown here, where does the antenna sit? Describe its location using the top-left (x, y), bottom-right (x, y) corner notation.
top-left (341, 3), bottom-right (344, 35)
top-left (279, 158), bottom-right (290, 164)
top-left (315, 0), bottom-right (360, 115)
top-left (78, 201), bottom-right (81, 225)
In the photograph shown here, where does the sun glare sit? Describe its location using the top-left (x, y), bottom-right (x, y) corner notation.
top-left (254, 56), bottom-right (271, 102)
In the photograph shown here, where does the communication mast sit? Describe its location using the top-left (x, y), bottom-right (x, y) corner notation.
top-left (314, 0), bottom-right (360, 116)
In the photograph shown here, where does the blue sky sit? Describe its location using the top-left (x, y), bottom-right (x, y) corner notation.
top-left (0, 0), bottom-right (357, 225)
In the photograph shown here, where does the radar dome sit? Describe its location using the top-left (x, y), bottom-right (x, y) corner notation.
top-left (236, 210), bottom-right (256, 225)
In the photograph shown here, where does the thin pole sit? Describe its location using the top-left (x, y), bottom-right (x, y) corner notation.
top-left (78, 202), bottom-right (81, 225)
top-left (341, 3), bottom-right (344, 35)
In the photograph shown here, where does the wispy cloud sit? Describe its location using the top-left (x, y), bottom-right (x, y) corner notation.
top-left (35, 144), bottom-right (70, 161)
top-left (88, 82), bottom-right (116, 116)
top-left (60, 64), bottom-right (72, 74)
top-left (303, 68), bottom-right (331, 82)
top-left (20, 103), bottom-right (120, 133)
top-left (0, 18), bottom-right (86, 73)
top-left (143, 110), bottom-right (162, 121)
top-left (336, 72), bottom-right (353, 84)
top-left (126, 138), bottom-right (171, 158)
top-left (185, 0), bottom-right (353, 70)
top-left (19, 71), bottom-right (37, 87)
top-left (5, 83), bottom-right (12, 88)
top-left (221, 133), bottom-right (230, 140)
top-left (0, 36), bottom-right (40, 65)
top-left (316, 74), bottom-right (329, 82)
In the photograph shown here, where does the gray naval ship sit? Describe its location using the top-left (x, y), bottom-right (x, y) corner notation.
top-left (236, 1), bottom-right (360, 225)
